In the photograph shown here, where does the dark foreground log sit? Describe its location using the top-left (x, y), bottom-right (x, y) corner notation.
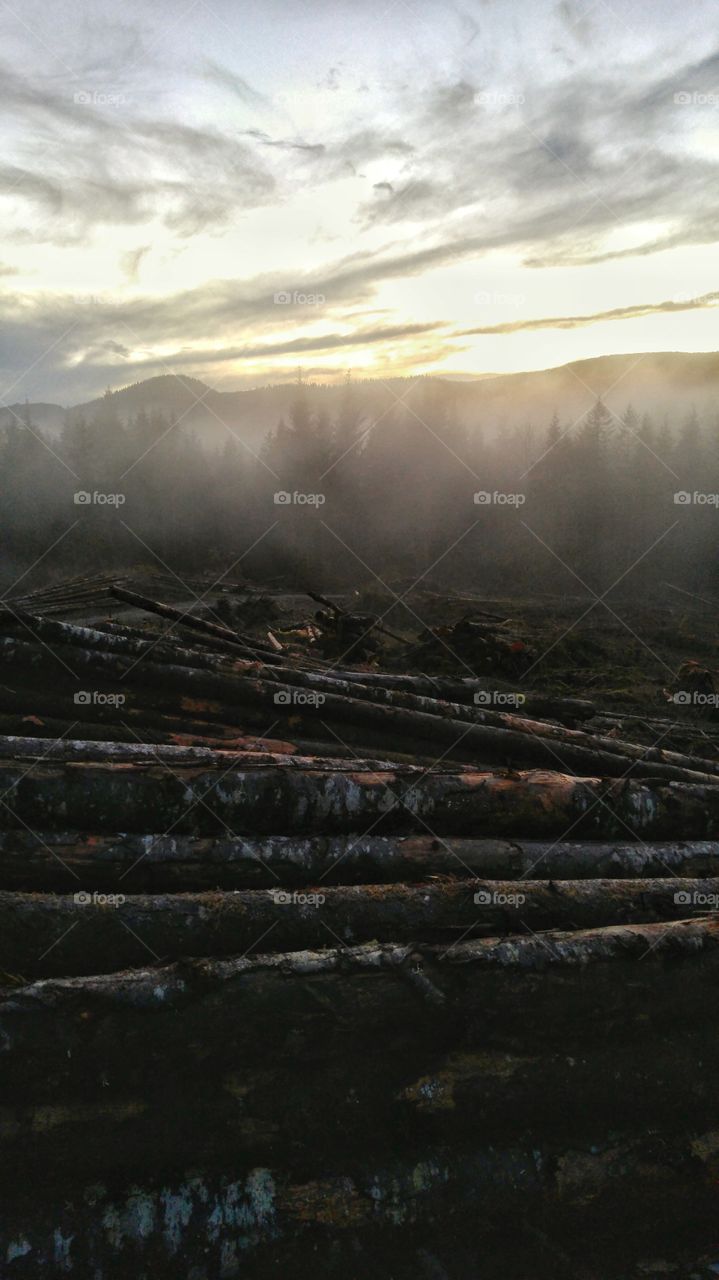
top-left (1, 832), bottom-right (716, 891)
top-left (0, 761), bottom-right (718, 837)
top-left (2, 918), bottom-right (719, 1094)
top-left (0, 1129), bottom-right (717, 1280)
top-left (5, 879), bottom-right (719, 977)
top-left (1, 1029), bottom-right (716, 1185)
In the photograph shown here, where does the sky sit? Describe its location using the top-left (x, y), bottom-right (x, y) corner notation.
top-left (1, 0), bottom-right (718, 403)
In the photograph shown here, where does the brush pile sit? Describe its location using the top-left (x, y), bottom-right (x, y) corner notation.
top-left (1, 578), bottom-right (719, 1277)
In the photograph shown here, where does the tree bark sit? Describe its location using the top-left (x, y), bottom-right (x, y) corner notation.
top-left (0, 832), bottom-right (717, 891)
top-left (5, 878), bottom-right (719, 977)
top-left (1, 917), bottom-right (718, 1091)
top-left (0, 760), bottom-right (718, 837)
top-left (110, 585), bottom-right (282, 661)
top-left (0, 633), bottom-right (716, 784)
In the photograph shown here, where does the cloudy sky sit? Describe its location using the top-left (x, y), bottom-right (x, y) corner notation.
top-left (1, 0), bottom-right (718, 403)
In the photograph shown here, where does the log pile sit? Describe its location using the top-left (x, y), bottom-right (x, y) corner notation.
top-left (1, 585), bottom-right (718, 1277)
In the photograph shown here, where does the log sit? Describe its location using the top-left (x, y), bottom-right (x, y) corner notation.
top-left (245, 662), bottom-right (719, 781)
top-left (9, 615), bottom-right (719, 785)
top-left (0, 633), bottom-right (715, 784)
top-left (2, 918), bottom-right (719, 1094)
top-left (0, 709), bottom-right (306, 756)
top-left (0, 761), bottom-right (718, 837)
top-left (0, 1131), bottom-right (716, 1278)
top-left (320, 671), bottom-right (597, 723)
top-left (0, 733), bottom-right (447, 773)
top-left (10, 615), bottom-right (717, 784)
top-left (110, 584), bottom-right (282, 662)
top-left (0, 681), bottom-right (448, 769)
top-left (5, 878), bottom-right (719, 978)
top-left (1, 832), bottom-right (716, 891)
top-left (0, 1033), bottom-right (714, 1179)
top-left (0, 610), bottom-right (249, 675)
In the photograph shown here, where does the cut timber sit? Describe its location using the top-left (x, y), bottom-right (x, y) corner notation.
top-left (110, 584), bottom-right (282, 661)
top-left (1, 917), bottom-right (719, 1094)
top-left (0, 734), bottom-right (466, 773)
top-left (0, 634), bottom-right (715, 783)
top-left (0, 761), bottom-right (718, 837)
top-left (0, 1131), bottom-right (717, 1279)
top-left (5, 879), bottom-right (719, 977)
top-left (6, 616), bottom-right (718, 781)
top-left (2, 833), bottom-right (717, 891)
top-left (1, 1035), bottom-right (716, 1181)
top-left (322, 671), bottom-right (596, 723)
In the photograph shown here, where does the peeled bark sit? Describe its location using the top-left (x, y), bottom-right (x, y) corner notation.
top-left (0, 761), bottom-right (718, 837)
top-left (9, 616), bottom-right (717, 783)
top-left (1, 633), bottom-right (716, 784)
top-left (0, 733), bottom-right (454, 773)
top-left (5, 878), bottom-right (719, 978)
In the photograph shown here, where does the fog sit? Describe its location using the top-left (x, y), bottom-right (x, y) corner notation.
top-left (2, 375), bottom-right (716, 603)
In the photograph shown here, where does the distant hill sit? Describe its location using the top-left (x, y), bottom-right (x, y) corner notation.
top-left (0, 402), bottom-right (66, 434)
top-left (6, 351), bottom-right (719, 448)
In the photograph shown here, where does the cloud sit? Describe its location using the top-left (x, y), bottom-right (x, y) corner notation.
top-left (121, 246), bottom-right (150, 281)
top-left (203, 61), bottom-right (272, 110)
top-left (460, 292), bottom-right (719, 336)
top-left (210, 321), bottom-right (446, 361)
top-left (241, 128), bottom-right (325, 155)
top-left (0, 62), bottom-right (276, 240)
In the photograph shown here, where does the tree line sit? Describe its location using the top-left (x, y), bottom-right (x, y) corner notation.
top-left (1, 381), bottom-right (717, 599)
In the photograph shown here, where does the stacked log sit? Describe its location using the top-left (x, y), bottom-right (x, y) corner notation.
top-left (1, 588), bottom-right (718, 1277)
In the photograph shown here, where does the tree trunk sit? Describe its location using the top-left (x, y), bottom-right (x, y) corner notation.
top-left (0, 634), bottom-right (716, 783)
top-left (1, 917), bottom-right (718, 1092)
top-left (1, 832), bottom-right (715, 891)
top-left (5, 878), bottom-right (719, 978)
top-left (0, 760), bottom-right (718, 836)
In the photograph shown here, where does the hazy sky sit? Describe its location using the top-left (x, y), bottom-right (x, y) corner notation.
top-left (1, 0), bottom-right (718, 402)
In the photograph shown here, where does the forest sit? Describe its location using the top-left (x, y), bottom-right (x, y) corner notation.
top-left (3, 379), bottom-right (717, 599)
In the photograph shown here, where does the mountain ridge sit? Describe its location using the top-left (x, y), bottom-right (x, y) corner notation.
top-left (3, 350), bottom-right (718, 444)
